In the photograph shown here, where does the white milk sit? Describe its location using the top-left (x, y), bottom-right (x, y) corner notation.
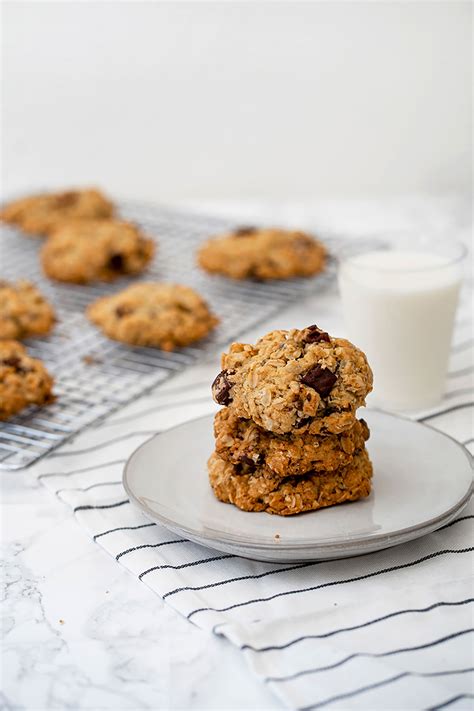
top-left (338, 250), bottom-right (462, 411)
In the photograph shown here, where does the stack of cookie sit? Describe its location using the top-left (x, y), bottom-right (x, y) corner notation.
top-left (209, 325), bottom-right (374, 516)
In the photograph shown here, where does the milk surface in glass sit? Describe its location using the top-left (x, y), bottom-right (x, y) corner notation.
top-left (338, 249), bottom-right (462, 411)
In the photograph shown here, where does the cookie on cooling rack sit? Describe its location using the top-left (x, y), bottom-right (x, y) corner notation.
top-left (87, 282), bottom-right (219, 351)
top-left (0, 188), bottom-right (114, 236)
top-left (41, 219), bottom-right (155, 284)
top-left (197, 226), bottom-right (326, 280)
top-left (0, 340), bottom-right (55, 420)
top-left (0, 280), bottom-right (56, 340)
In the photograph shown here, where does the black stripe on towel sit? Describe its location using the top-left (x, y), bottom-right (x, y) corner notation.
top-left (301, 676), bottom-right (474, 711)
top-left (241, 598), bottom-right (474, 653)
top-left (186, 547), bottom-right (473, 619)
top-left (448, 365), bottom-right (474, 379)
top-left (418, 402), bottom-right (474, 421)
top-left (99, 395), bottom-right (213, 428)
top-left (139, 554), bottom-right (235, 580)
top-left (164, 562), bottom-right (317, 599)
top-left (116, 540), bottom-right (186, 560)
top-left (427, 693), bottom-right (474, 711)
top-left (49, 431), bottom-right (158, 458)
top-left (74, 499), bottom-right (129, 513)
top-left (451, 339), bottom-right (474, 353)
top-left (266, 628), bottom-right (473, 682)
top-left (444, 387), bottom-right (474, 400)
top-left (56, 480), bottom-right (122, 495)
top-left (94, 523), bottom-right (156, 540)
top-left (38, 459), bottom-right (126, 480)
top-left (439, 515), bottom-right (473, 531)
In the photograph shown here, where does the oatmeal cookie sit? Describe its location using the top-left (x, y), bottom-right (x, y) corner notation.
top-left (87, 282), bottom-right (219, 350)
top-left (197, 227), bottom-right (326, 280)
top-left (41, 219), bottom-right (155, 283)
top-left (0, 188), bottom-right (114, 236)
top-left (0, 340), bottom-right (55, 420)
top-left (214, 408), bottom-right (369, 477)
top-left (0, 280), bottom-right (55, 340)
top-left (208, 448), bottom-right (373, 515)
top-left (212, 325), bottom-right (373, 435)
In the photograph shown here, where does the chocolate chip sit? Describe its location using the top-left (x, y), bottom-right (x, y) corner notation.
top-left (240, 456), bottom-right (257, 472)
top-left (233, 226), bottom-right (257, 237)
top-left (108, 253), bottom-right (124, 271)
top-left (115, 305), bottom-right (132, 318)
top-left (2, 357), bottom-right (21, 368)
top-left (359, 418), bottom-right (370, 440)
top-left (295, 415), bottom-right (311, 429)
top-left (303, 325), bottom-right (330, 344)
top-left (212, 369), bottom-right (234, 405)
top-left (1, 356), bottom-right (30, 374)
top-left (54, 191), bottom-right (78, 208)
top-left (301, 365), bottom-right (337, 397)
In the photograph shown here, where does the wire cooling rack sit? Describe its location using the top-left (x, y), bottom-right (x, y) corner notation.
top-left (0, 202), bottom-right (338, 469)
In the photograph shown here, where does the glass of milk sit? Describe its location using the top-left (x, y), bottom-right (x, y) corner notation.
top-left (338, 235), bottom-right (466, 412)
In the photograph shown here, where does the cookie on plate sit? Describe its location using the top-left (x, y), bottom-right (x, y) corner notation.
top-left (208, 448), bottom-right (373, 516)
top-left (41, 219), bottom-right (155, 283)
top-left (197, 226), bottom-right (326, 280)
top-left (87, 282), bottom-right (219, 351)
top-left (0, 188), bottom-right (114, 236)
top-left (214, 408), bottom-right (370, 477)
top-left (0, 280), bottom-right (56, 340)
top-left (212, 325), bottom-right (373, 435)
top-left (0, 340), bottom-right (55, 420)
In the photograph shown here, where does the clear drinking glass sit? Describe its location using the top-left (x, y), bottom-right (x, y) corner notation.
top-left (338, 235), bottom-right (466, 412)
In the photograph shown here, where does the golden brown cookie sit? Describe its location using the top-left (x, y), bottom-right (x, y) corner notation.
top-left (0, 188), bottom-right (114, 236)
top-left (87, 282), bottom-right (219, 351)
top-left (214, 408), bottom-right (369, 477)
top-left (212, 325), bottom-right (373, 435)
top-left (0, 340), bottom-right (55, 420)
top-left (41, 219), bottom-right (155, 284)
top-left (208, 448), bottom-right (373, 516)
top-left (0, 280), bottom-right (56, 340)
top-left (197, 227), bottom-right (326, 280)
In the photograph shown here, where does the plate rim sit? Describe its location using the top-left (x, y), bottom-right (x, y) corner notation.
top-left (123, 409), bottom-right (473, 554)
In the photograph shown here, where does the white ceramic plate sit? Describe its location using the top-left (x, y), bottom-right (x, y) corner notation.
top-left (123, 410), bottom-right (473, 562)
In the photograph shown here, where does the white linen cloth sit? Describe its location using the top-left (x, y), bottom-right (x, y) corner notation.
top-left (31, 209), bottom-right (473, 711)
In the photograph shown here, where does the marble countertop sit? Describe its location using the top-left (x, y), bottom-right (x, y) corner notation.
top-left (2, 464), bottom-right (280, 709)
top-left (2, 197), bottom-right (470, 710)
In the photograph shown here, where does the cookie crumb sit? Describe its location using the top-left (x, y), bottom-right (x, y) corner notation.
top-left (274, 533), bottom-right (280, 540)
top-left (82, 354), bottom-right (102, 366)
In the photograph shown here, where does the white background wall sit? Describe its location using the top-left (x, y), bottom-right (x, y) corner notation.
top-left (2, 1), bottom-right (471, 202)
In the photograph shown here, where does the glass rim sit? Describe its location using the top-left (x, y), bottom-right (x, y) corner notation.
top-left (338, 236), bottom-right (467, 274)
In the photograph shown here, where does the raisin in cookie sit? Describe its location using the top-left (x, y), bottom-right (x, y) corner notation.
top-left (212, 325), bottom-right (373, 435)
top-left (87, 282), bottom-right (218, 350)
top-left (0, 280), bottom-right (56, 340)
top-left (41, 219), bottom-right (155, 283)
top-left (0, 340), bottom-right (55, 420)
top-left (208, 448), bottom-right (373, 516)
top-left (214, 408), bottom-right (369, 477)
top-left (1, 188), bottom-right (114, 236)
top-left (197, 227), bottom-right (326, 280)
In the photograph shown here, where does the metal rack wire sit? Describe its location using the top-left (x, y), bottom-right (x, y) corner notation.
top-left (0, 202), bottom-right (337, 469)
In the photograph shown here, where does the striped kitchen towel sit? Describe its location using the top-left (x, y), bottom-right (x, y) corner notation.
top-left (32, 295), bottom-right (473, 711)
